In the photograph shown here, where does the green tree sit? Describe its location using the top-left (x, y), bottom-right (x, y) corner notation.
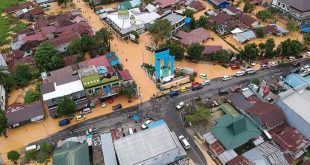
top-left (12, 64), bottom-right (35, 87)
top-left (184, 115), bottom-right (194, 123)
top-left (35, 142), bottom-right (54, 163)
top-left (119, 83), bottom-right (137, 99)
top-left (239, 43), bottom-right (260, 63)
top-left (183, 9), bottom-right (195, 18)
top-left (67, 39), bottom-right (82, 55)
top-left (0, 70), bottom-right (15, 91)
top-left (162, 42), bottom-right (185, 60)
top-left (186, 105), bottom-right (211, 123)
top-left (264, 38), bottom-right (276, 58)
top-left (148, 19), bottom-right (172, 48)
top-left (0, 110), bottom-right (8, 137)
top-left (287, 19), bottom-right (298, 32)
top-left (279, 39), bottom-right (302, 57)
top-left (24, 90), bottom-right (40, 103)
top-left (80, 34), bottom-right (94, 52)
top-left (57, 96), bottom-right (76, 117)
top-left (251, 78), bottom-right (261, 86)
top-left (255, 27), bottom-right (265, 38)
top-left (93, 28), bottom-right (113, 52)
top-left (209, 50), bottom-right (231, 63)
top-left (25, 150), bottom-right (36, 161)
top-left (256, 10), bottom-right (272, 21)
top-left (7, 150), bottom-right (20, 164)
top-left (56, 0), bottom-right (72, 7)
top-left (187, 43), bottom-right (204, 61)
top-left (130, 31), bottom-right (139, 39)
top-left (304, 33), bottom-right (310, 44)
top-left (34, 42), bottom-right (64, 71)
top-left (195, 16), bottom-right (208, 29)
top-left (243, 1), bottom-right (255, 13)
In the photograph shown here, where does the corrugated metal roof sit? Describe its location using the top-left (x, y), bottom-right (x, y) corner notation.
top-left (53, 142), bottom-right (90, 165)
top-left (100, 133), bottom-right (118, 165)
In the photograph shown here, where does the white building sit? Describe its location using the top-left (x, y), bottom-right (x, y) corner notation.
top-left (162, 12), bottom-right (186, 35)
top-left (113, 122), bottom-right (187, 165)
top-left (0, 85), bottom-right (6, 111)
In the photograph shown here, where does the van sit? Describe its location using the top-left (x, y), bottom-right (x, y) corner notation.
top-left (26, 145), bottom-right (40, 151)
top-left (178, 135), bottom-right (190, 150)
top-left (128, 128), bottom-right (133, 135)
top-left (80, 108), bottom-right (92, 115)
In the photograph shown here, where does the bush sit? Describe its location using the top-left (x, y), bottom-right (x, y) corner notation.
top-left (251, 78), bottom-right (261, 86)
top-left (7, 150), bottom-right (20, 163)
top-left (24, 90), bottom-right (40, 103)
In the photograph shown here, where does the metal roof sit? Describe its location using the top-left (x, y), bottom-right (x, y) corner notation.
top-left (233, 30), bottom-right (256, 43)
top-left (100, 133), bottom-right (118, 165)
top-left (53, 142), bottom-right (90, 165)
top-left (113, 123), bottom-right (179, 165)
top-left (162, 12), bottom-right (186, 25)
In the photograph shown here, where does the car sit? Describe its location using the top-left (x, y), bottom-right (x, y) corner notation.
top-left (58, 118), bottom-right (70, 126)
top-left (191, 96), bottom-right (202, 102)
top-left (80, 108), bottom-right (92, 115)
top-left (141, 120), bottom-right (153, 130)
top-left (251, 62), bottom-right (256, 66)
top-left (176, 101), bottom-right (185, 110)
top-left (202, 79), bottom-right (211, 85)
top-left (26, 145), bottom-right (40, 151)
top-left (107, 98), bottom-right (113, 104)
top-left (231, 85), bottom-right (241, 92)
top-left (180, 87), bottom-right (189, 92)
top-left (270, 62), bottom-right (278, 67)
top-left (307, 52), bottom-right (310, 57)
top-left (288, 56), bottom-right (296, 61)
top-left (76, 114), bottom-right (86, 121)
top-left (261, 64), bottom-right (269, 69)
top-left (218, 88), bottom-right (229, 95)
top-left (230, 64), bottom-right (240, 70)
top-left (192, 84), bottom-right (203, 91)
top-left (191, 81), bottom-right (200, 86)
top-left (235, 71), bottom-right (245, 77)
top-left (199, 73), bottom-right (207, 79)
top-left (101, 101), bottom-right (106, 108)
top-left (245, 68), bottom-right (255, 74)
top-left (178, 135), bottom-right (190, 150)
top-left (169, 91), bottom-right (179, 97)
top-left (222, 75), bottom-right (232, 81)
top-left (128, 128), bottom-right (134, 135)
top-left (112, 104), bottom-right (122, 111)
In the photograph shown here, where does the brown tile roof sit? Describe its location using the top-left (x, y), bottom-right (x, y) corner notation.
top-left (29, 8), bottom-right (45, 15)
top-left (263, 24), bottom-right (277, 35)
top-left (64, 54), bottom-right (80, 66)
top-left (47, 66), bottom-right (80, 86)
top-left (23, 32), bottom-right (47, 42)
top-left (239, 14), bottom-right (257, 27)
top-left (8, 56), bottom-right (34, 72)
top-left (55, 22), bottom-right (93, 35)
top-left (273, 126), bottom-right (309, 154)
top-left (118, 70), bottom-right (133, 81)
top-left (48, 32), bottom-right (79, 46)
top-left (300, 161), bottom-right (310, 165)
top-left (189, 1), bottom-right (205, 12)
top-left (281, 0), bottom-right (310, 12)
top-left (6, 102), bottom-right (44, 126)
top-left (226, 5), bottom-right (242, 15)
top-left (35, 17), bottom-right (49, 30)
top-left (210, 140), bottom-right (225, 155)
top-left (4, 2), bottom-right (34, 13)
top-left (42, 26), bottom-right (57, 36)
top-left (202, 45), bottom-right (223, 55)
top-left (176, 28), bottom-right (209, 45)
top-left (245, 102), bottom-right (285, 129)
top-left (155, 0), bottom-right (177, 8)
top-left (17, 28), bottom-right (36, 36)
top-left (209, 12), bottom-right (231, 25)
top-left (226, 155), bottom-right (250, 165)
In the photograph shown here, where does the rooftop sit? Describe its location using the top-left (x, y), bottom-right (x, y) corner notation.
top-left (114, 123), bottom-right (179, 165)
top-left (226, 155), bottom-right (250, 165)
top-left (233, 30), bottom-right (256, 43)
top-left (226, 93), bottom-right (253, 111)
top-left (220, 103), bottom-right (240, 117)
top-left (118, 69), bottom-right (133, 81)
top-left (239, 14), bottom-right (257, 27)
top-left (189, 1), bottom-right (206, 11)
top-left (176, 28), bottom-right (209, 45)
top-left (155, 0), bottom-right (177, 8)
top-left (280, 0), bottom-right (310, 12)
top-left (211, 115), bottom-right (261, 149)
top-left (53, 142), bottom-right (90, 165)
top-left (100, 133), bottom-right (118, 165)
top-left (202, 45), bottom-right (223, 55)
top-left (162, 12), bottom-right (186, 25)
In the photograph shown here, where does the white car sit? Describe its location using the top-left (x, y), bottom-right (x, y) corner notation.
top-left (176, 101), bottom-right (185, 110)
top-left (222, 75), bottom-right (232, 81)
top-left (199, 73), bottom-right (208, 79)
top-left (202, 79), bottom-right (211, 85)
top-left (141, 120), bottom-right (152, 130)
top-left (178, 135), bottom-right (190, 150)
top-left (307, 52), bottom-right (310, 57)
top-left (245, 68), bottom-right (255, 74)
top-left (235, 71), bottom-right (245, 77)
top-left (288, 56), bottom-right (296, 61)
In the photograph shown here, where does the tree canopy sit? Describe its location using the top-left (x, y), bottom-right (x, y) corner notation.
top-left (208, 50), bottom-right (231, 63)
top-left (287, 19), bottom-right (298, 32)
top-left (183, 9), bottom-right (195, 18)
top-left (304, 33), bottom-right (310, 44)
top-left (184, 105), bottom-right (211, 123)
top-left (279, 39), bottom-right (302, 57)
top-left (24, 90), bottom-right (40, 104)
top-left (12, 64), bottom-right (37, 87)
top-left (57, 96), bottom-right (76, 117)
top-left (243, 1), bottom-right (255, 13)
top-left (238, 43), bottom-right (260, 63)
top-left (187, 43), bottom-right (204, 61)
top-left (0, 110), bottom-right (8, 137)
top-left (148, 19), bottom-right (172, 48)
top-left (264, 38), bottom-right (276, 58)
top-left (93, 28), bottom-right (113, 53)
top-left (119, 83), bottom-right (137, 99)
top-left (34, 42), bottom-right (64, 71)
top-left (256, 10), bottom-right (272, 21)
top-left (56, 0), bottom-right (72, 7)
top-left (0, 70), bottom-right (15, 91)
top-left (7, 150), bottom-right (20, 163)
top-left (162, 42), bottom-right (185, 60)
top-left (255, 27), bottom-right (265, 38)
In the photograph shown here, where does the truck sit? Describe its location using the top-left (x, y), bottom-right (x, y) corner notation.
top-left (180, 67), bottom-right (197, 76)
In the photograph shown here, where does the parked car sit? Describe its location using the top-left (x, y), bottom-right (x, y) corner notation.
top-left (192, 84), bottom-right (203, 91)
top-left (288, 56), bottom-right (296, 61)
top-left (76, 114), bottom-right (86, 121)
top-left (141, 120), bottom-right (153, 130)
top-left (180, 87), bottom-right (189, 92)
top-left (178, 135), bottom-right (190, 150)
top-left (245, 68), bottom-right (255, 74)
top-left (26, 145), bottom-right (40, 151)
top-left (191, 96), bottom-right (202, 102)
top-left (199, 73), bottom-right (207, 79)
top-left (58, 118), bottom-right (70, 126)
top-left (235, 71), bottom-right (245, 77)
top-left (101, 101), bottom-right (106, 108)
top-left (218, 88), bottom-right (229, 95)
top-left (261, 64), bottom-right (269, 69)
top-left (176, 101), bottom-right (185, 110)
top-left (231, 85), bottom-right (241, 92)
top-left (112, 104), bottom-right (122, 111)
top-left (230, 64), bottom-right (240, 70)
top-left (202, 79), bottom-right (211, 85)
top-left (222, 75), bottom-right (232, 81)
top-left (169, 91), bottom-right (179, 97)
top-left (80, 108), bottom-right (92, 115)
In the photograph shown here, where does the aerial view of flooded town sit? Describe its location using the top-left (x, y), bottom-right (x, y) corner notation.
top-left (1, 0), bottom-right (310, 164)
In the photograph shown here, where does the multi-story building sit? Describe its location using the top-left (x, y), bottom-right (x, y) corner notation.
top-left (162, 12), bottom-right (186, 35)
top-left (271, 0), bottom-right (310, 23)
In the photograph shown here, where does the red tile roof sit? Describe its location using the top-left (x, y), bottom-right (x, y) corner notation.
top-left (226, 5), bottom-right (242, 15)
top-left (118, 70), bottom-right (133, 81)
top-left (209, 12), bottom-right (231, 25)
top-left (64, 54), bottom-right (80, 66)
top-left (176, 28), bottom-right (209, 45)
top-left (56, 22), bottom-right (93, 35)
top-left (48, 32), bottom-right (79, 46)
top-left (273, 126), bottom-right (309, 154)
top-left (203, 45), bottom-right (223, 55)
top-left (245, 102), bottom-right (285, 129)
top-left (23, 32), bottom-right (47, 42)
top-left (226, 155), bottom-right (250, 165)
top-left (4, 2), bottom-right (34, 13)
top-left (210, 141), bottom-right (225, 155)
top-left (263, 24), bottom-right (277, 35)
top-left (239, 14), bottom-right (258, 27)
top-left (190, 1), bottom-right (205, 11)
top-left (29, 8), bottom-right (45, 15)
top-left (84, 55), bottom-right (111, 68)
top-left (155, 0), bottom-right (177, 8)
top-left (42, 26), bottom-right (57, 36)
top-left (35, 17), bottom-right (49, 30)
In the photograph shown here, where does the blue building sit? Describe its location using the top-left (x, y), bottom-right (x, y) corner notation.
top-left (106, 52), bottom-right (120, 66)
top-left (154, 48), bottom-right (175, 82)
top-left (208, 0), bottom-right (230, 9)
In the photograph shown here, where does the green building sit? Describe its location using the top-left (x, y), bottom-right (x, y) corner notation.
top-left (53, 142), bottom-right (90, 165)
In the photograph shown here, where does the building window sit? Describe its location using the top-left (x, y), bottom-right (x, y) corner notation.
top-left (88, 89), bottom-right (93, 94)
top-left (112, 83), bottom-right (119, 87)
top-left (277, 2), bottom-right (281, 6)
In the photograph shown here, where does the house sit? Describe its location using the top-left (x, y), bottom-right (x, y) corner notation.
top-left (53, 141), bottom-right (90, 165)
top-left (21, 8), bottom-right (45, 19)
top-left (162, 12), bottom-right (186, 35)
top-left (226, 93), bottom-right (253, 111)
top-left (271, 0), bottom-right (310, 23)
top-left (0, 85), bottom-right (5, 111)
top-left (245, 102), bottom-right (286, 130)
top-left (113, 121), bottom-right (187, 165)
top-left (207, 0), bottom-right (230, 9)
top-left (263, 24), bottom-right (289, 36)
top-left (41, 66), bottom-right (87, 117)
top-left (6, 102), bottom-right (44, 128)
top-left (233, 30), bottom-right (256, 43)
top-left (272, 125), bottom-right (310, 160)
top-left (188, 1), bottom-right (206, 12)
top-left (242, 142), bottom-right (289, 165)
top-left (176, 28), bottom-right (209, 45)
top-left (105, 52), bottom-right (120, 66)
top-left (118, 70), bottom-right (134, 84)
top-left (77, 56), bottom-right (121, 99)
top-left (48, 32), bottom-right (80, 52)
top-left (226, 155), bottom-right (250, 165)
top-left (208, 12), bottom-right (231, 25)
top-left (4, 2), bottom-right (34, 14)
top-left (239, 14), bottom-right (259, 27)
top-left (154, 0), bottom-right (178, 9)
top-left (223, 5), bottom-right (242, 16)
top-left (211, 114), bottom-right (261, 150)
top-left (202, 45), bottom-right (223, 56)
